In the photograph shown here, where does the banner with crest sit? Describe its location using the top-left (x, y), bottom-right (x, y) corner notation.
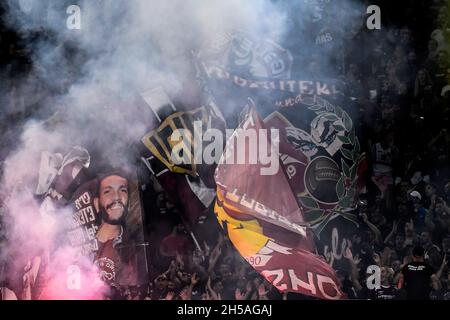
top-left (195, 30), bottom-right (367, 279)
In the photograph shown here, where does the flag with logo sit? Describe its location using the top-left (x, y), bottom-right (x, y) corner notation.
top-left (214, 102), bottom-right (345, 299)
top-left (197, 30), bottom-right (366, 273)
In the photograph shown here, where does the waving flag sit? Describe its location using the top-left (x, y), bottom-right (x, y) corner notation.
top-left (213, 103), bottom-right (345, 300)
top-left (196, 31), bottom-right (366, 271)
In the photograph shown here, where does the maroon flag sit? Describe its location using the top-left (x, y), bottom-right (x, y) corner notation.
top-left (213, 101), bottom-right (345, 299)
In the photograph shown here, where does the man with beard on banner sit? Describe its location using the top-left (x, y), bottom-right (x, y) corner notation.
top-left (36, 166), bottom-right (148, 299)
top-left (21, 137), bottom-right (150, 299)
top-left (213, 100), bottom-right (345, 300)
top-left (92, 170), bottom-right (139, 288)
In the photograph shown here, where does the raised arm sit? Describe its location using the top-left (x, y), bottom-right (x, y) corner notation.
top-left (384, 220), bottom-right (398, 245)
top-left (344, 248), bottom-right (363, 292)
top-left (432, 255), bottom-right (447, 285)
top-left (362, 213), bottom-right (383, 245)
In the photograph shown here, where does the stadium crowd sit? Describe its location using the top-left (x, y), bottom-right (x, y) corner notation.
top-left (1, 1), bottom-right (449, 300)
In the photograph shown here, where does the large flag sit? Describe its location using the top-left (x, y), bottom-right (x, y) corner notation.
top-left (196, 31), bottom-right (366, 271)
top-left (137, 87), bottom-right (226, 228)
top-left (214, 102), bottom-right (345, 300)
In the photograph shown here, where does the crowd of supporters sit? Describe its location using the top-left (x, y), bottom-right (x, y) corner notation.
top-left (135, 1), bottom-right (450, 300)
top-left (1, 1), bottom-right (449, 300)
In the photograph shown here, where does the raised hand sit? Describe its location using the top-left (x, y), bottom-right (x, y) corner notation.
top-left (343, 247), bottom-right (354, 260)
top-left (191, 273), bottom-right (199, 286)
top-left (373, 253), bottom-right (381, 266)
top-left (165, 291), bottom-right (175, 300)
top-left (442, 254), bottom-right (448, 268)
top-left (179, 287), bottom-right (188, 300)
top-left (392, 220), bottom-right (399, 232)
top-left (258, 283), bottom-right (268, 296)
top-left (203, 241), bottom-right (210, 257)
top-left (235, 288), bottom-right (244, 300)
top-left (246, 280), bottom-right (253, 293)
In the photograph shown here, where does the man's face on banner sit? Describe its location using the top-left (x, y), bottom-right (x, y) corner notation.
top-left (95, 175), bottom-right (129, 225)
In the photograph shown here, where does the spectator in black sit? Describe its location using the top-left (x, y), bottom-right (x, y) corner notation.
top-left (398, 246), bottom-right (436, 299)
